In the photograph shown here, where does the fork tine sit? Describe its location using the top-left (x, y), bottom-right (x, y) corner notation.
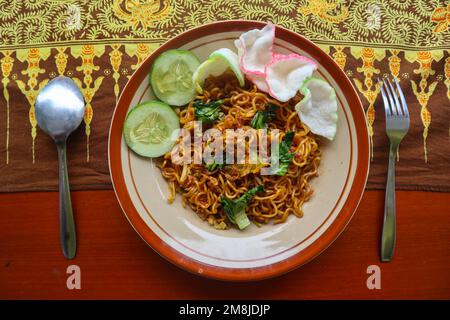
top-left (379, 80), bottom-right (392, 117)
top-left (383, 79), bottom-right (399, 115)
top-left (382, 79), bottom-right (395, 115)
top-left (394, 78), bottom-right (409, 117)
top-left (387, 79), bottom-right (402, 116)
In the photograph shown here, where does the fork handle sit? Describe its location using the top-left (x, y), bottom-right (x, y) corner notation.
top-left (381, 143), bottom-right (397, 262)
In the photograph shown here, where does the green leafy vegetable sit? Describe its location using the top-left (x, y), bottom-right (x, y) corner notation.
top-left (204, 151), bottom-right (226, 171)
top-left (271, 131), bottom-right (295, 176)
top-left (205, 161), bottom-right (225, 171)
top-left (194, 99), bottom-right (224, 124)
top-left (250, 103), bottom-right (276, 129)
top-left (220, 185), bottom-right (265, 230)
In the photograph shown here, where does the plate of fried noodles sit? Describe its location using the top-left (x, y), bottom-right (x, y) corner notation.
top-left (109, 20), bottom-right (369, 281)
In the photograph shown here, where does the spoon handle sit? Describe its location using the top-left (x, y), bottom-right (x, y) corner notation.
top-left (57, 142), bottom-right (77, 259)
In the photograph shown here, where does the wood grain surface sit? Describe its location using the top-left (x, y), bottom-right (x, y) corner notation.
top-left (0, 190), bottom-right (449, 299)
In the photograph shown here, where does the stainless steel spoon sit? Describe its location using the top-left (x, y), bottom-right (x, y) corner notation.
top-left (35, 76), bottom-right (85, 259)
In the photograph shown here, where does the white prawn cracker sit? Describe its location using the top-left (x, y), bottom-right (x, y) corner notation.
top-left (234, 22), bottom-right (275, 76)
top-left (295, 77), bottom-right (338, 140)
top-left (266, 53), bottom-right (317, 102)
top-left (246, 73), bottom-right (270, 92)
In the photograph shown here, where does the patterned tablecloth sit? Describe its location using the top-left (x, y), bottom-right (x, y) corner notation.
top-left (0, 0), bottom-right (449, 192)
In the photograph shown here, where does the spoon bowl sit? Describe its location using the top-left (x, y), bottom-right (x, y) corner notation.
top-left (35, 76), bottom-right (85, 142)
top-left (35, 76), bottom-right (85, 259)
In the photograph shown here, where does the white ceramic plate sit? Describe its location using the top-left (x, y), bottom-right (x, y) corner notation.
top-left (109, 20), bottom-right (370, 281)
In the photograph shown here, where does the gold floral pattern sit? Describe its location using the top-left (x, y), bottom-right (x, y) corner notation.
top-left (15, 48), bottom-right (50, 163)
top-left (72, 45), bottom-right (105, 162)
top-left (299, 0), bottom-right (349, 24)
top-left (332, 45), bottom-right (347, 70)
top-left (109, 44), bottom-right (123, 102)
top-left (0, 1), bottom-right (447, 165)
top-left (431, 4), bottom-right (450, 33)
top-left (408, 51), bottom-right (440, 163)
top-left (112, 0), bottom-right (172, 29)
top-left (445, 54), bottom-right (450, 137)
top-left (0, 50), bottom-right (14, 164)
top-left (0, 0), bottom-right (449, 49)
top-left (352, 47), bottom-right (384, 161)
top-left (55, 47), bottom-right (69, 76)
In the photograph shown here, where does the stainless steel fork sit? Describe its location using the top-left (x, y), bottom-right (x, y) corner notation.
top-left (379, 78), bottom-right (410, 262)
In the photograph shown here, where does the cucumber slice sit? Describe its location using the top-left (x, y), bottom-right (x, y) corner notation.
top-left (123, 100), bottom-right (180, 157)
top-left (192, 48), bottom-right (245, 93)
top-left (150, 49), bottom-right (200, 106)
top-left (295, 77), bottom-right (338, 140)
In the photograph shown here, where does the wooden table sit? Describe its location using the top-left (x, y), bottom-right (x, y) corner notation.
top-left (0, 189), bottom-right (449, 299)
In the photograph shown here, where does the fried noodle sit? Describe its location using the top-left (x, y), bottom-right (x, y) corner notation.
top-left (159, 74), bottom-right (321, 230)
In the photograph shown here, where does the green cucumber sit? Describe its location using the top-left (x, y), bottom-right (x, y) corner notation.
top-left (123, 100), bottom-right (180, 157)
top-left (149, 49), bottom-right (200, 106)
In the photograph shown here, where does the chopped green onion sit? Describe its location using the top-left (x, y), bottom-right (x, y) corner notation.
top-left (250, 103), bottom-right (276, 129)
